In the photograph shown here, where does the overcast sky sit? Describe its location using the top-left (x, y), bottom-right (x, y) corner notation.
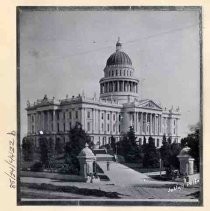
top-left (19, 8), bottom-right (200, 139)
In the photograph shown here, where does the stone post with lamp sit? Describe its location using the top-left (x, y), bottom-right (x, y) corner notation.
top-left (177, 145), bottom-right (195, 176)
top-left (77, 143), bottom-right (96, 181)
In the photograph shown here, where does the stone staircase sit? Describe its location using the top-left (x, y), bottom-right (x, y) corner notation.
top-left (93, 148), bottom-right (115, 162)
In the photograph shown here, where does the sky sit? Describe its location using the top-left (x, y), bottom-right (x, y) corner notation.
top-left (19, 8), bottom-right (201, 139)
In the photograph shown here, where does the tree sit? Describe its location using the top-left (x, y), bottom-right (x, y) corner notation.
top-left (169, 142), bottom-right (181, 169)
top-left (22, 137), bottom-right (34, 161)
top-left (110, 136), bottom-right (116, 153)
top-left (143, 136), bottom-right (160, 168)
top-left (39, 137), bottom-right (50, 168)
top-left (65, 122), bottom-right (93, 174)
top-left (159, 134), bottom-right (171, 168)
top-left (181, 123), bottom-right (200, 172)
top-left (117, 126), bottom-right (140, 162)
top-left (167, 137), bottom-right (172, 144)
top-left (160, 135), bottom-right (181, 172)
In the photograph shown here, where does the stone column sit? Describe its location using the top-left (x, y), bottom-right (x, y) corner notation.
top-left (145, 113), bottom-right (148, 134)
top-left (158, 115), bottom-right (161, 135)
top-left (98, 110), bottom-right (101, 134)
top-left (150, 113), bottom-right (152, 135)
top-left (41, 112), bottom-right (44, 131)
top-left (154, 115), bottom-right (157, 135)
top-left (110, 111), bottom-right (112, 133)
top-left (27, 114), bottom-right (30, 133)
top-left (84, 108), bottom-right (86, 131)
top-left (92, 108), bottom-right (95, 133)
top-left (140, 112), bottom-right (143, 134)
top-left (104, 110), bottom-right (106, 133)
top-left (47, 111), bottom-right (50, 132)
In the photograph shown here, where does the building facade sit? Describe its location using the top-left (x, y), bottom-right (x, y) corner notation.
top-left (26, 39), bottom-right (181, 150)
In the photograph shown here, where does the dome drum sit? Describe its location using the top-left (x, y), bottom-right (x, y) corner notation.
top-left (100, 80), bottom-right (139, 95)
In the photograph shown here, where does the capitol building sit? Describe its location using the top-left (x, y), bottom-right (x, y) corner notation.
top-left (26, 39), bottom-right (181, 149)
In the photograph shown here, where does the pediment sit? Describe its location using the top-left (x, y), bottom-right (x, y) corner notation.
top-left (138, 100), bottom-right (162, 110)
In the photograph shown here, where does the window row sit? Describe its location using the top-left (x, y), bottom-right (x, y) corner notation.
top-left (106, 69), bottom-right (133, 77)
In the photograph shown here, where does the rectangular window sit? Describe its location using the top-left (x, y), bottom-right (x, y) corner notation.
top-left (57, 123), bottom-right (60, 132)
top-left (51, 123), bottom-right (53, 131)
top-left (101, 113), bottom-right (104, 120)
top-left (69, 111), bottom-right (72, 119)
top-left (107, 114), bottom-right (110, 120)
top-left (63, 123), bottom-right (65, 131)
top-left (107, 124), bottom-right (109, 132)
top-left (32, 115), bottom-right (34, 122)
top-left (69, 122), bottom-right (72, 130)
top-left (174, 128), bottom-right (176, 134)
top-left (101, 123), bottom-right (104, 132)
top-left (57, 111), bottom-right (59, 120)
top-left (174, 119), bottom-right (176, 125)
top-left (51, 112), bottom-right (53, 121)
top-left (76, 111), bottom-right (78, 119)
top-left (63, 112), bottom-right (65, 120)
top-left (113, 114), bottom-right (115, 121)
top-left (87, 111), bottom-right (90, 118)
top-left (87, 122), bottom-right (90, 132)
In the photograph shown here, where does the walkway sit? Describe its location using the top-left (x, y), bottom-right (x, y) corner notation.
top-left (97, 161), bottom-right (178, 187)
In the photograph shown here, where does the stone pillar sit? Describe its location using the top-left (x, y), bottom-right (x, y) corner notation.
top-left (188, 158), bottom-right (195, 175)
top-left (104, 110), bottom-right (106, 133)
top-left (84, 108), bottom-right (86, 131)
top-left (133, 112), bottom-right (136, 132)
top-left (98, 110), bottom-right (100, 134)
top-left (145, 113), bottom-right (147, 134)
top-left (177, 146), bottom-right (195, 175)
top-left (27, 114), bottom-right (31, 134)
top-left (77, 143), bottom-right (96, 180)
top-left (110, 111), bottom-right (112, 133)
top-left (140, 112), bottom-right (143, 134)
top-left (47, 111), bottom-right (50, 132)
top-left (159, 115), bottom-right (161, 135)
top-left (92, 108), bottom-right (95, 133)
top-left (81, 108), bottom-right (84, 130)
top-left (150, 113), bottom-right (152, 134)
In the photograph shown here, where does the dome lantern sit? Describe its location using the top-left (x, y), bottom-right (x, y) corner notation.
top-left (116, 37), bottom-right (122, 51)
